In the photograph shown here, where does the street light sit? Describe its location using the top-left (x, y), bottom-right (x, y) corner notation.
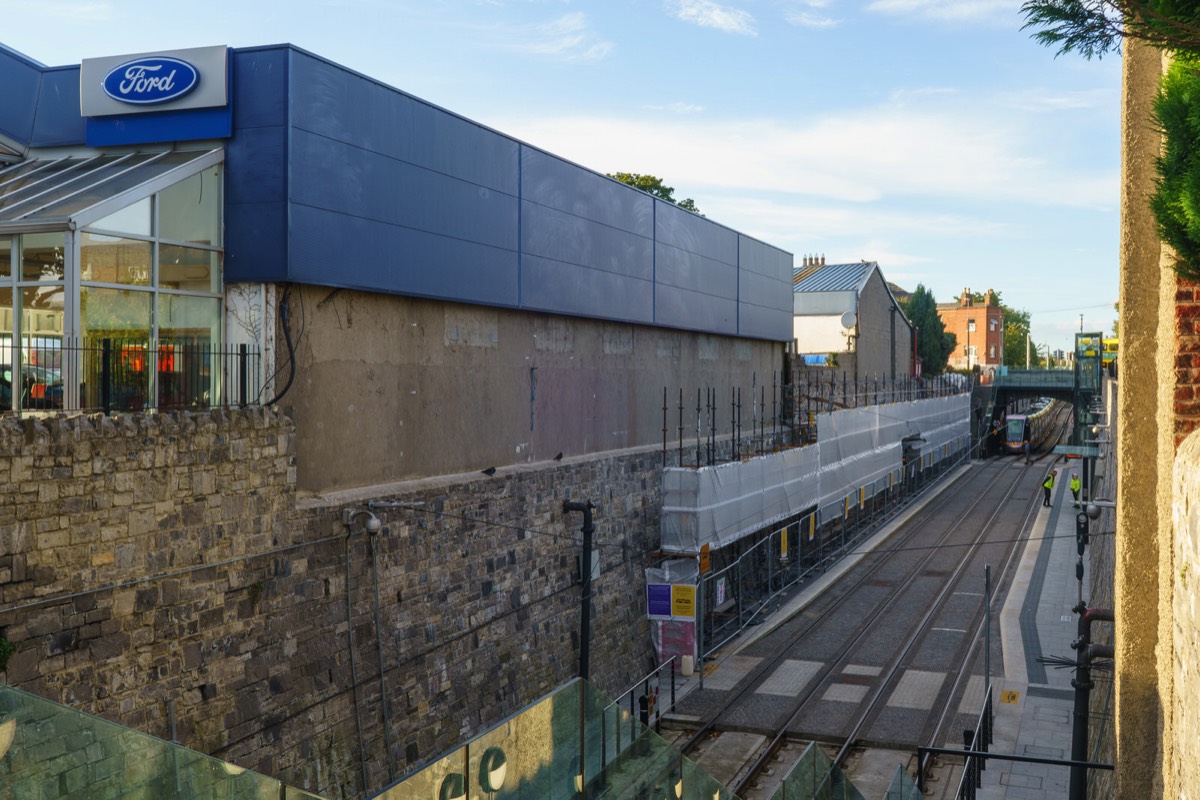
top-left (1085, 499), bottom-right (1115, 520)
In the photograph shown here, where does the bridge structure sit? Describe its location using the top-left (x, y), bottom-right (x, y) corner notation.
top-left (982, 332), bottom-right (1108, 496)
top-left (985, 332), bottom-right (1106, 443)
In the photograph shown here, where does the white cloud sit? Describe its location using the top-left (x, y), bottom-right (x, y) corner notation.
top-left (785, 11), bottom-right (838, 28)
top-left (642, 101), bottom-right (706, 114)
top-left (493, 102), bottom-right (1115, 210)
top-left (667, 0), bottom-right (757, 35)
top-left (496, 12), bottom-right (614, 62)
top-left (784, 0), bottom-right (839, 28)
top-left (865, 0), bottom-right (1021, 24)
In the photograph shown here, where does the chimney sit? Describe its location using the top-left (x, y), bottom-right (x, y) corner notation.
top-left (821, 255), bottom-right (825, 266)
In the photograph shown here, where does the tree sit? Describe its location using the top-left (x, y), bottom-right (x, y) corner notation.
top-left (899, 284), bottom-right (955, 376)
top-left (1152, 54), bottom-right (1200, 281)
top-left (607, 172), bottom-right (701, 214)
top-left (1002, 305), bottom-right (1034, 367)
top-left (1020, 1), bottom-right (1200, 60)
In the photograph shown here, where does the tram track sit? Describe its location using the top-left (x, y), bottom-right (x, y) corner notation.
top-left (669, 431), bottom-right (1069, 797)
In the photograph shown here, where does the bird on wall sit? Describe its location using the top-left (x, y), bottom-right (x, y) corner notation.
top-left (481, 467), bottom-right (496, 476)
top-left (554, 452), bottom-right (563, 461)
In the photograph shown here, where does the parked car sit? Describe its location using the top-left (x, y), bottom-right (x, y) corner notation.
top-left (0, 364), bottom-right (64, 410)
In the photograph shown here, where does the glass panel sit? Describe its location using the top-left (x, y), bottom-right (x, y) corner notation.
top-left (159, 244), bottom-right (220, 292)
top-left (19, 286), bottom-right (64, 411)
top-left (27, 151), bottom-right (200, 223)
top-left (21, 232), bottom-right (65, 282)
top-left (0, 155), bottom-right (146, 219)
top-left (81, 286), bottom-right (152, 412)
top-left (159, 165), bottom-right (221, 246)
top-left (159, 295), bottom-right (221, 410)
top-left (0, 157), bottom-right (104, 214)
top-left (0, 287), bottom-right (12, 411)
top-left (90, 197), bottom-right (151, 237)
top-left (0, 684), bottom-right (326, 798)
top-left (81, 232), bottom-right (152, 286)
top-left (0, 235), bottom-right (9, 279)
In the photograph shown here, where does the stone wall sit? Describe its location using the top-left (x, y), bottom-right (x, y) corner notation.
top-left (0, 410), bottom-right (660, 799)
top-left (1171, 431), bottom-right (1200, 794)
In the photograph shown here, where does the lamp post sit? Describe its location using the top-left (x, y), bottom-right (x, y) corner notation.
top-left (967, 318), bottom-right (975, 371)
top-left (563, 500), bottom-right (596, 682)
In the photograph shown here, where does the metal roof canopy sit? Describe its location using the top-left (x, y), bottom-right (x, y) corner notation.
top-left (0, 148), bottom-right (223, 234)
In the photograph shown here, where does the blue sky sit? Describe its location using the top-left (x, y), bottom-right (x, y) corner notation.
top-left (2, 0), bottom-right (1121, 355)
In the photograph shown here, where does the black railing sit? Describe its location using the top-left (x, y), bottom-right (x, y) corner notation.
top-left (3, 337), bottom-right (261, 416)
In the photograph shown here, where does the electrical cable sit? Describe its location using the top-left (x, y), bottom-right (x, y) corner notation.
top-left (264, 284), bottom-right (296, 407)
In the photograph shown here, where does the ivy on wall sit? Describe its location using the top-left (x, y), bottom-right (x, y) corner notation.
top-left (1154, 54), bottom-right (1200, 282)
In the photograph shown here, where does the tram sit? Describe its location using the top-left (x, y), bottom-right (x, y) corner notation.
top-left (1002, 399), bottom-right (1055, 454)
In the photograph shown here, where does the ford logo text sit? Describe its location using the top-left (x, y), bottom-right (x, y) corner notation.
top-left (101, 56), bottom-right (199, 105)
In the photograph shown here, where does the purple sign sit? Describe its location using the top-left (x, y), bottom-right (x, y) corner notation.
top-left (647, 584), bottom-right (672, 619)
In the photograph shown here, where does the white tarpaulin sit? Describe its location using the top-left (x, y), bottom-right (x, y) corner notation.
top-left (660, 446), bottom-right (820, 553)
top-left (660, 393), bottom-right (969, 553)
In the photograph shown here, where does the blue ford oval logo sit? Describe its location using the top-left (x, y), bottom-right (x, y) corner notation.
top-left (101, 56), bottom-right (199, 105)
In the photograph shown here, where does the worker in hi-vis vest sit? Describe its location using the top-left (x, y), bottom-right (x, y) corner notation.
top-left (1070, 472), bottom-right (1082, 508)
top-left (1043, 470), bottom-right (1057, 507)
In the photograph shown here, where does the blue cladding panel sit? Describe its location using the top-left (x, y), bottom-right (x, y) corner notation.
top-left (522, 148), bottom-right (653, 236)
top-left (521, 254), bottom-right (654, 323)
top-left (656, 241), bottom-right (738, 298)
top-left (0, 46), bottom-right (41, 145)
top-left (289, 204), bottom-right (519, 305)
top-left (738, 305), bottom-right (793, 341)
top-left (232, 48), bottom-right (288, 130)
top-left (226, 125), bottom-right (287, 205)
top-left (86, 106), bottom-right (232, 147)
top-left (656, 201), bottom-right (738, 263)
top-left (289, 51), bottom-right (518, 195)
top-left (656, 284), bottom-right (737, 335)
top-left (521, 200), bottom-right (652, 281)
top-left (290, 128), bottom-right (517, 252)
top-left (226, 121), bottom-right (289, 282)
top-left (225, 202), bottom-right (289, 282)
top-left (31, 68), bottom-right (86, 147)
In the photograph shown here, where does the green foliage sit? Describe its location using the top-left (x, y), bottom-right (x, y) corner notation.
top-left (899, 284), bottom-right (954, 375)
top-left (1154, 55), bottom-right (1200, 282)
top-left (1003, 305), bottom-right (1033, 366)
top-left (0, 634), bottom-right (13, 672)
top-left (1021, 1), bottom-right (1200, 60)
top-left (608, 172), bottom-right (701, 215)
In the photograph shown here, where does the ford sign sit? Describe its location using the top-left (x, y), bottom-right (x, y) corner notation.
top-left (101, 56), bottom-right (199, 105)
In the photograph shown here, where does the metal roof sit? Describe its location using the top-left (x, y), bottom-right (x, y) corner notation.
top-left (0, 148), bottom-right (222, 234)
top-left (792, 261), bottom-right (877, 293)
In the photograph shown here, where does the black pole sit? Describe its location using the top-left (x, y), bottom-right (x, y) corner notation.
top-left (238, 343), bottom-right (248, 408)
top-left (1069, 604), bottom-right (1113, 800)
top-left (101, 338), bottom-right (112, 415)
top-left (564, 500), bottom-right (596, 682)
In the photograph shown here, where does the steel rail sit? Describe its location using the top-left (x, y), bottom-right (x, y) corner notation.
top-left (713, 459), bottom-right (1029, 796)
top-left (674, 459), bottom-right (1008, 761)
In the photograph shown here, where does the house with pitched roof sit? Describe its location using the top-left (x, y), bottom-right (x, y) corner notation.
top-left (791, 257), bottom-right (916, 382)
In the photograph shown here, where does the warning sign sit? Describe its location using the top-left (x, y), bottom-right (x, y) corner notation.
top-left (1001, 690), bottom-right (1020, 704)
top-left (671, 584), bottom-right (696, 619)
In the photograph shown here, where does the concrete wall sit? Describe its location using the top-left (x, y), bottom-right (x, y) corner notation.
top-left (855, 269), bottom-right (913, 382)
top-left (278, 286), bottom-right (783, 494)
top-left (1115, 39), bottom-right (1172, 799)
top-left (0, 410), bottom-right (661, 799)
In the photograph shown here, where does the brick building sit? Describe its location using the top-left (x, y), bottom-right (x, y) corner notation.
top-left (937, 288), bottom-right (1004, 374)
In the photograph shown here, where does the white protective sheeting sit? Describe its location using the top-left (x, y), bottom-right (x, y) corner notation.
top-left (660, 445), bottom-right (820, 553)
top-left (660, 393), bottom-right (969, 553)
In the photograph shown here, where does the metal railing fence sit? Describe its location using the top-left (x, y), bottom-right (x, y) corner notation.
top-left (2, 336), bottom-right (260, 416)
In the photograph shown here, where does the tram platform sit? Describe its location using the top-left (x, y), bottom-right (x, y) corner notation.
top-left (659, 452), bottom-right (1107, 799)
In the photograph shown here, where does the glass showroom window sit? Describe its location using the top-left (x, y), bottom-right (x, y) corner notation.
top-left (80, 165), bottom-right (223, 411)
top-left (0, 234), bottom-right (67, 412)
